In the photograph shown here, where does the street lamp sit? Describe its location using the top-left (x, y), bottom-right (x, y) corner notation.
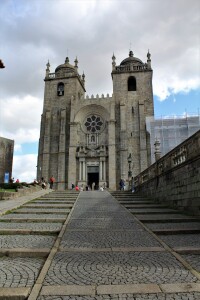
top-left (127, 153), bottom-right (132, 190)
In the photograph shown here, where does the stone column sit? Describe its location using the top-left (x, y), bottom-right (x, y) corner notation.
top-left (100, 160), bottom-right (103, 181)
top-left (83, 159), bottom-right (86, 180)
top-left (103, 159), bottom-right (106, 181)
top-left (58, 110), bottom-right (66, 190)
top-left (68, 122), bottom-right (78, 189)
top-left (139, 101), bottom-right (148, 171)
top-left (42, 111), bottom-right (51, 183)
top-left (79, 160), bottom-right (82, 180)
top-left (120, 102), bottom-right (127, 180)
top-left (108, 116), bottom-right (116, 189)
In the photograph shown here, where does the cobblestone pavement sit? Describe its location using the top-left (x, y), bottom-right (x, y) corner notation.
top-left (135, 214), bottom-right (197, 220)
top-left (24, 204), bottom-right (73, 208)
top-left (0, 235), bottom-right (56, 248)
top-left (60, 230), bottom-right (162, 249)
top-left (0, 213), bottom-right (67, 220)
top-left (66, 218), bottom-right (142, 230)
top-left (128, 208), bottom-right (181, 214)
top-left (182, 255), bottom-right (200, 273)
top-left (0, 222), bottom-right (63, 231)
top-left (0, 190), bottom-right (200, 300)
top-left (0, 257), bottom-right (44, 287)
top-left (44, 251), bottom-right (197, 285)
top-left (158, 234), bottom-right (200, 248)
top-left (38, 293), bottom-right (200, 300)
top-left (16, 208), bottom-right (71, 214)
top-left (145, 222), bottom-right (200, 230)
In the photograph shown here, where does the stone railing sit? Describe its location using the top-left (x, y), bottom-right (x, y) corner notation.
top-left (84, 94), bottom-right (112, 101)
top-left (115, 64), bottom-right (149, 72)
top-left (134, 130), bottom-right (200, 215)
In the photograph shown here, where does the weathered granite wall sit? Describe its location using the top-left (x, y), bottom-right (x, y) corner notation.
top-left (134, 130), bottom-right (200, 216)
top-left (0, 184), bottom-right (42, 200)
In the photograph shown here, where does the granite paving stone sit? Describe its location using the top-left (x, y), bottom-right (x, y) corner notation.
top-left (0, 257), bottom-right (44, 287)
top-left (43, 251), bottom-right (198, 286)
top-left (0, 235), bottom-right (56, 248)
top-left (33, 200), bottom-right (75, 203)
top-left (71, 211), bottom-right (132, 219)
top-left (67, 218), bottom-right (142, 230)
top-left (129, 208), bottom-right (181, 214)
top-left (159, 234), bottom-right (200, 248)
top-left (1, 190), bottom-right (199, 300)
top-left (24, 204), bottom-right (73, 208)
top-left (135, 214), bottom-right (196, 221)
top-left (15, 208), bottom-right (71, 214)
top-left (0, 222), bottom-right (63, 231)
top-left (0, 213), bottom-right (67, 219)
top-left (60, 230), bottom-right (162, 249)
top-left (182, 254), bottom-right (200, 272)
top-left (37, 293), bottom-right (200, 300)
top-left (145, 223), bottom-right (200, 230)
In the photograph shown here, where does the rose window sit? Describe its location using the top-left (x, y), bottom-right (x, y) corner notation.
top-left (84, 115), bottom-right (103, 133)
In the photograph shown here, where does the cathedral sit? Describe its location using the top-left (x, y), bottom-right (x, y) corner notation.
top-left (37, 50), bottom-right (154, 190)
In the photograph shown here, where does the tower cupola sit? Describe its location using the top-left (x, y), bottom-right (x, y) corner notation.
top-left (55, 57), bottom-right (75, 73)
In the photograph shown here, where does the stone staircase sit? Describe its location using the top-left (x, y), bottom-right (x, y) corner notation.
top-left (111, 191), bottom-right (200, 250)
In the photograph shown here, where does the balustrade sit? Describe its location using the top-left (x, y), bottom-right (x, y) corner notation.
top-left (134, 130), bottom-right (199, 187)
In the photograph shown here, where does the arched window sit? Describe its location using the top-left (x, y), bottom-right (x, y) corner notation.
top-left (57, 82), bottom-right (64, 96)
top-left (128, 76), bottom-right (136, 91)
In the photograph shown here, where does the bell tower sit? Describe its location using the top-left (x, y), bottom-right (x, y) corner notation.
top-left (112, 50), bottom-right (154, 183)
top-left (37, 56), bottom-right (86, 190)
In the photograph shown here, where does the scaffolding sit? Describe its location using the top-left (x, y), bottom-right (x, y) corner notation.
top-left (146, 113), bottom-right (200, 163)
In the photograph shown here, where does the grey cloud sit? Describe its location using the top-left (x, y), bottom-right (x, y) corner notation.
top-left (0, 0), bottom-right (199, 100)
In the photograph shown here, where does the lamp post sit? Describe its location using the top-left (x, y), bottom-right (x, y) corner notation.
top-left (127, 153), bottom-right (132, 190)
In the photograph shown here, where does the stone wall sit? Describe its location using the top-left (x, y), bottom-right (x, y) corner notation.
top-left (134, 130), bottom-right (200, 216)
top-left (0, 184), bottom-right (42, 200)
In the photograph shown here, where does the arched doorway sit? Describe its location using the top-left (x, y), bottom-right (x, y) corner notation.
top-left (87, 165), bottom-right (99, 190)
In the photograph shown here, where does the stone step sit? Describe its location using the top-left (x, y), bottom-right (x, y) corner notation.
top-left (137, 215), bottom-right (200, 222)
top-left (123, 204), bottom-right (169, 208)
top-left (0, 229), bottom-right (60, 235)
top-left (152, 228), bottom-right (200, 234)
top-left (0, 222), bottom-right (63, 231)
top-left (32, 200), bottom-right (75, 204)
top-left (0, 215), bottom-right (66, 222)
top-left (129, 209), bottom-right (183, 214)
top-left (13, 209), bottom-right (71, 214)
top-left (23, 202), bottom-right (73, 208)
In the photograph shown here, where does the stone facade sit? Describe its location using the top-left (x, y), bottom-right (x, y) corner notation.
top-left (37, 51), bottom-right (154, 190)
top-left (0, 137), bottom-right (14, 183)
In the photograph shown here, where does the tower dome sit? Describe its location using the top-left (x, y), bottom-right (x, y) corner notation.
top-left (120, 51), bottom-right (143, 66)
top-left (55, 57), bottom-right (75, 73)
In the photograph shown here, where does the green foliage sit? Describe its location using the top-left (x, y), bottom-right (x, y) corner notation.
top-left (0, 183), bottom-right (20, 189)
top-left (0, 182), bottom-right (36, 190)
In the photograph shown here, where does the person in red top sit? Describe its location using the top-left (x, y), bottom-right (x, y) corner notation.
top-left (49, 176), bottom-right (55, 189)
top-left (75, 185), bottom-right (79, 191)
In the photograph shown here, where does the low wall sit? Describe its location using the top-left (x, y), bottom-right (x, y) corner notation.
top-left (134, 130), bottom-right (200, 216)
top-left (0, 184), bottom-right (42, 200)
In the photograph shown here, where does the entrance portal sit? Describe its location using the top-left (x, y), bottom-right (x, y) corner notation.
top-left (87, 166), bottom-right (99, 190)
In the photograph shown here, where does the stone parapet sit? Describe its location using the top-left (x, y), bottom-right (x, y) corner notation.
top-left (134, 130), bottom-right (200, 216)
top-left (0, 185), bottom-right (42, 200)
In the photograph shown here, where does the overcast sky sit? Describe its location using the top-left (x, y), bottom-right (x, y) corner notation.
top-left (0, 0), bottom-right (199, 182)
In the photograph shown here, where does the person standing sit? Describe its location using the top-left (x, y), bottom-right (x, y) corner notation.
top-left (119, 179), bottom-right (125, 191)
top-left (49, 175), bottom-right (55, 189)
